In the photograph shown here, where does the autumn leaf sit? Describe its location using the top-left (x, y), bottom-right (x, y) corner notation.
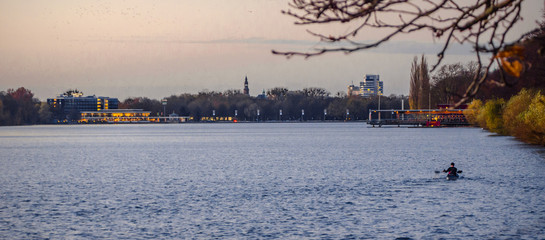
top-left (495, 45), bottom-right (525, 77)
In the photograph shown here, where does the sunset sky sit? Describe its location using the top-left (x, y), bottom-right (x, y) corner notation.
top-left (1, 1), bottom-right (543, 100)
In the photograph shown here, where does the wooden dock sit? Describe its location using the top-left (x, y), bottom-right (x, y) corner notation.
top-left (367, 109), bottom-right (469, 127)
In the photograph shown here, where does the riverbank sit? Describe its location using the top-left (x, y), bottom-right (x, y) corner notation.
top-left (464, 88), bottom-right (545, 146)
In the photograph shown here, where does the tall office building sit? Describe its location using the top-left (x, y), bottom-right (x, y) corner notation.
top-left (360, 74), bottom-right (383, 97)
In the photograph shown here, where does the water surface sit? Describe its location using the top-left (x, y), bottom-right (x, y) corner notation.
top-left (1, 123), bottom-right (544, 239)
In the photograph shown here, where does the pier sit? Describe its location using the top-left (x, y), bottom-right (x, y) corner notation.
top-left (367, 109), bottom-right (469, 127)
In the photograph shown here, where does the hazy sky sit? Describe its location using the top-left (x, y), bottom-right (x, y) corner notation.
top-left (1, 0), bottom-right (543, 100)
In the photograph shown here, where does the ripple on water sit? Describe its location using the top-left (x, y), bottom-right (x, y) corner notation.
top-left (0, 124), bottom-right (544, 239)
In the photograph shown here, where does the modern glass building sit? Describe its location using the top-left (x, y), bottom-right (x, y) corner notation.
top-left (360, 74), bottom-right (383, 97)
top-left (47, 94), bottom-right (119, 113)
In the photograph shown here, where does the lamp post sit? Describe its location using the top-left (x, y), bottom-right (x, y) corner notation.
top-left (161, 98), bottom-right (167, 118)
top-left (323, 109), bottom-right (327, 121)
top-left (378, 94), bottom-right (381, 122)
top-left (428, 90), bottom-right (431, 121)
top-left (401, 95), bottom-right (405, 121)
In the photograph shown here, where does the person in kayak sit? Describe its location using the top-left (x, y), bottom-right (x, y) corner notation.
top-left (443, 162), bottom-right (458, 176)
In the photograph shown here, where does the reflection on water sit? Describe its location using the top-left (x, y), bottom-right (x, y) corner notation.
top-left (0, 123), bottom-right (544, 239)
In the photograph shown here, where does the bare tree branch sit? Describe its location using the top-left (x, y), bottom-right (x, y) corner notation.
top-left (273, 0), bottom-right (537, 107)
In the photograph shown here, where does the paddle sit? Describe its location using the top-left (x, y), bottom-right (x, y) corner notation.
top-left (434, 170), bottom-right (462, 174)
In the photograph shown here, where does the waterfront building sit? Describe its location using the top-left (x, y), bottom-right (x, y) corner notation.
top-left (79, 109), bottom-right (190, 123)
top-left (257, 89), bottom-right (266, 99)
top-left (80, 109), bottom-right (151, 123)
top-left (243, 76), bottom-right (250, 96)
top-left (47, 93), bottom-right (119, 113)
top-left (360, 74), bottom-right (383, 97)
top-left (347, 84), bottom-right (361, 97)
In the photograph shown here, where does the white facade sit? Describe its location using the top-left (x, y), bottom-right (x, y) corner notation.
top-left (360, 74), bottom-right (383, 97)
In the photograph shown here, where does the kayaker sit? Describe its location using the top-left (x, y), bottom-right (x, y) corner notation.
top-left (443, 162), bottom-right (458, 176)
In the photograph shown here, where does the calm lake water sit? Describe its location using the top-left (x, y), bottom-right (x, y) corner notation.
top-left (0, 123), bottom-right (544, 239)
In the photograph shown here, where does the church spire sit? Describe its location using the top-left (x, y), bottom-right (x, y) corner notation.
top-left (243, 75), bottom-right (249, 96)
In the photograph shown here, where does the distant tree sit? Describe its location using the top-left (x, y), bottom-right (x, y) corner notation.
top-left (346, 97), bottom-right (366, 120)
top-left (335, 91), bottom-right (347, 98)
top-left (120, 97), bottom-right (162, 116)
top-left (223, 89), bottom-right (242, 96)
top-left (244, 103), bottom-right (259, 120)
top-left (0, 99), bottom-right (7, 125)
top-left (6, 87), bottom-right (40, 125)
top-left (409, 55), bottom-right (430, 109)
top-left (274, 0), bottom-right (543, 106)
top-left (409, 57), bottom-right (420, 110)
top-left (431, 62), bottom-right (478, 106)
top-left (38, 102), bottom-right (53, 123)
top-left (267, 87), bottom-right (289, 100)
top-left (63, 89), bottom-right (83, 97)
top-left (418, 56), bottom-right (430, 109)
top-left (327, 97), bottom-right (348, 120)
top-left (302, 87), bottom-right (330, 98)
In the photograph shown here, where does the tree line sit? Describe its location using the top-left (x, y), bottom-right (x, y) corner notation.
top-left (0, 87), bottom-right (51, 125)
top-left (0, 86), bottom-right (409, 126)
top-left (465, 89), bottom-right (545, 146)
top-left (120, 88), bottom-right (408, 122)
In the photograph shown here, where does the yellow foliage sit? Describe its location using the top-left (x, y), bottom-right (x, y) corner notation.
top-left (475, 88), bottom-right (545, 145)
top-left (503, 89), bottom-right (534, 138)
top-left (464, 99), bottom-right (482, 126)
top-left (521, 92), bottom-right (545, 145)
top-left (479, 99), bottom-right (506, 135)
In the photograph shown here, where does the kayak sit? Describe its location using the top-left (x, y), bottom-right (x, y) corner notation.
top-left (446, 174), bottom-right (459, 180)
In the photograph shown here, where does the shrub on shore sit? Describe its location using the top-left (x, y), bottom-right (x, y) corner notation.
top-left (520, 92), bottom-right (545, 145)
top-left (480, 98), bottom-right (506, 135)
top-left (464, 99), bottom-right (482, 127)
top-left (467, 89), bottom-right (545, 146)
top-left (503, 89), bottom-right (535, 141)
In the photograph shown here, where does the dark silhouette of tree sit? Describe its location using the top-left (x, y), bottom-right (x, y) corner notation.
top-left (0, 87), bottom-right (40, 125)
top-left (409, 55), bottom-right (430, 109)
top-left (38, 102), bottom-right (53, 123)
top-left (431, 62), bottom-right (478, 106)
top-left (267, 87), bottom-right (289, 101)
top-left (273, 0), bottom-right (542, 106)
top-left (63, 89), bottom-right (83, 97)
top-left (120, 97), bottom-right (162, 116)
top-left (115, 87), bottom-right (407, 122)
top-left (409, 57), bottom-right (421, 110)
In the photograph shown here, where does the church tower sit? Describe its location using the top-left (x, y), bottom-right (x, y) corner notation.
top-left (243, 76), bottom-right (250, 96)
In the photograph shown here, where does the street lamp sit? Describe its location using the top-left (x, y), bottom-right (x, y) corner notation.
top-left (378, 94), bottom-right (381, 122)
top-left (161, 98), bottom-right (167, 118)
